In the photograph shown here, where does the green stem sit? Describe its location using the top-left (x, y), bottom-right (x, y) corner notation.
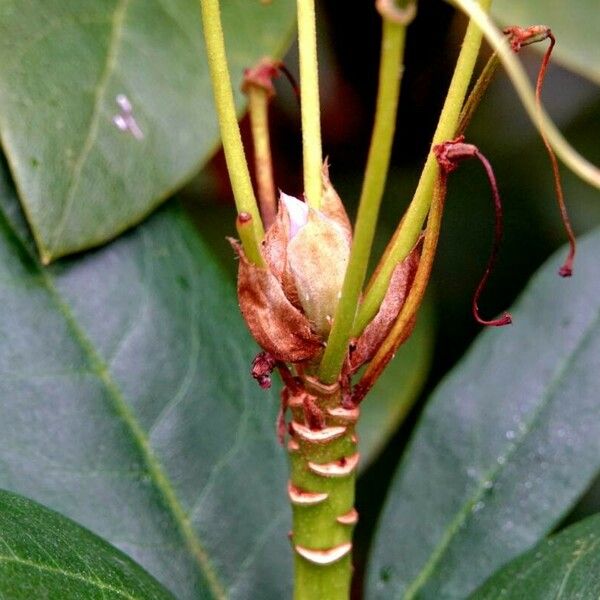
top-left (354, 0), bottom-right (492, 336)
top-left (297, 0), bottom-right (323, 208)
top-left (288, 380), bottom-right (358, 600)
top-left (199, 0), bottom-right (264, 265)
top-left (319, 14), bottom-right (412, 384)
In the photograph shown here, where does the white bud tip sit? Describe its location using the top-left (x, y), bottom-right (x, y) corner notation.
top-left (280, 192), bottom-right (308, 238)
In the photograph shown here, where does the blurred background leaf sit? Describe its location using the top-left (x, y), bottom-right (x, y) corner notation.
top-left (0, 489), bottom-right (174, 600)
top-left (0, 0), bottom-right (295, 261)
top-left (366, 228), bottom-right (600, 599)
top-left (471, 514), bottom-right (600, 599)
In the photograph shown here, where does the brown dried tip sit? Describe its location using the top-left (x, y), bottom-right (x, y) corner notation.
top-left (242, 58), bottom-right (300, 101)
top-left (251, 351), bottom-right (277, 389)
top-left (503, 25), bottom-right (550, 51)
top-left (434, 136), bottom-right (512, 328)
top-left (242, 58), bottom-right (281, 98)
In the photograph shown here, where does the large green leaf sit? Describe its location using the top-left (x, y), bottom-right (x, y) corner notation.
top-left (471, 514), bottom-right (600, 599)
top-left (493, 1), bottom-right (600, 84)
top-left (358, 300), bottom-right (434, 471)
top-left (0, 164), bottom-right (291, 600)
top-left (0, 0), bottom-right (295, 262)
top-left (0, 489), bottom-right (174, 599)
top-left (366, 228), bottom-right (600, 599)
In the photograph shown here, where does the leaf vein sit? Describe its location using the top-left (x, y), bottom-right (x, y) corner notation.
top-left (403, 305), bottom-right (600, 599)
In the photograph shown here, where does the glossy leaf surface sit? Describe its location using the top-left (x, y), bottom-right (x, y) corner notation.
top-left (0, 489), bottom-right (174, 600)
top-left (367, 228), bottom-right (600, 599)
top-left (0, 165), bottom-right (291, 600)
top-left (0, 0), bottom-right (295, 261)
top-left (471, 514), bottom-right (600, 599)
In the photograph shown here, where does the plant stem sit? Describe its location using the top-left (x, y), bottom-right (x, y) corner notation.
top-left (353, 0), bottom-right (492, 336)
top-left (287, 380), bottom-right (359, 600)
top-left (199, 0), bottom-right (264, 264)
top-left (319, 12), bottom-right (412, 384)
top-left (247, 85), bottom-right (277, 228)
top-left (297, 0), bottom-right (323, 208)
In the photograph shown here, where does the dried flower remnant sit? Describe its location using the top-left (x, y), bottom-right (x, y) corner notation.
top-left (112, 94), bottom-right (144, 140)
top-left (504, 25), bottom-right (576, 277)
top-left (434, 136), bottom-right (512, 327)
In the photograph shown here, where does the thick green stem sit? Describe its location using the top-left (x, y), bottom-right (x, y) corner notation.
top-left (288, 380), bottom-right (358, 600)
top-left (354, 0), bottom-right (492, 336)
top-left (297, 0), bottom-right (323, 208)
top-left (199, 0), bottom-right (264, 264)
top-left (318, 14), bottom-right (412, 384)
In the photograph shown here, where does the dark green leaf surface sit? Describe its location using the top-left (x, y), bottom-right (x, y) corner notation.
top-left (0, 166), bottom-right (291, 600)
top-left (358, 300), bottom-right (434, 471)
top-left (493, 1), bottom-right (600, 84)
top-left (366, 228), bottom-right (600, 599)
top-left (471, 514), bottom-right (600, 599)
top-left (0, 489), bottom-right (174, 599)
top-left (0, 0), bottom-right (295, 261)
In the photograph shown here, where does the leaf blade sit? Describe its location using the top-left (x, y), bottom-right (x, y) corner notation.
top-left (0, 165), bottom-right (291, 599)
top-left (471, 514), bottom-right (600, 599)
top-left (0, 0), bottom-right (295, 261)
top-left (0, 488), bottom-right (174, 600)
top-left (366, 228), bottom-right (600, 599)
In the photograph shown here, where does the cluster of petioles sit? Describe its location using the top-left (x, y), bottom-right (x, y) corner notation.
top-left (211, 6), bottom-right (578, 583)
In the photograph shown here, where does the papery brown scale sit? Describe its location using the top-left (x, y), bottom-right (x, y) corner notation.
top-left (230, 239), bottom-right (322, 362)
top-left (350, 243), bottom-right (421, 372)
top-left (261, 201), bottom-right (302, 309)
top-left (321, 162), bottom-right (353, 242)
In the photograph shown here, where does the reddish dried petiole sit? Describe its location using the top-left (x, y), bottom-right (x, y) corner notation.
top-left (504, 26), bottom-right (576, 277)
top-left (434, 136), bottom-right (512, 327)
top-left (251, 351), bottom-right (278, 389)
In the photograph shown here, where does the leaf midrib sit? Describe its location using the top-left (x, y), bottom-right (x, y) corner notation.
top-left (48, 0), bottom-right (130, 260)
top-left (402, 305), bottom-right (600, 599)
top-left (0, 205), bottom-right (227, 599)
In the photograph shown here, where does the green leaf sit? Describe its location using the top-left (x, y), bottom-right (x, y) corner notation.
top-left (493, 1), bottom-right (600, 84)
top-left (0, 164), bottom-right (291, 600)
top-left (471, 514), bottom-right (600, 599)
top-left (0, 488), bottom-right (174, 599)
top-left (366, 227), bottom-right (600, 599)
top-left (358, 299), bottom-right (434, 471)
top-left (0, 0), bottom-right (295, 262)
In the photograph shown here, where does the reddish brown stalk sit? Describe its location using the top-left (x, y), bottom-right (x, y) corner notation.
top-left (352, 179), bottom-right (445, 405)
top-left (504, 26), bottom-right (576, 277)
top-left (537, 34), bottom-right (576, 276)
top-left (434, 136), bottom-right (512, 328)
